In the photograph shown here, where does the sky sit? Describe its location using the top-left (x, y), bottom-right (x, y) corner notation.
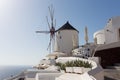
top-left (0, 0), bottom-right (120, 65)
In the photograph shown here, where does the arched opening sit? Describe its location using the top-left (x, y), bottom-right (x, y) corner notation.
top-left (119, 28), bottom-right (120, 40)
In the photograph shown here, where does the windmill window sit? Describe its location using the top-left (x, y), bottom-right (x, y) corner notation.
top-left (87, 48), bottom-right (90, 51)
top-left (58, 31), bottom-right (60, 34)
top-left (60, 36), bottom-right (62, 39)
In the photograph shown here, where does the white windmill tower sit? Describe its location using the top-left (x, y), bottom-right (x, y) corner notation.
top-left (54, 21), bottom-right (79, 56)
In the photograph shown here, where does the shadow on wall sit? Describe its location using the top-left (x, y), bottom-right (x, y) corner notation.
top-left (104, 76), bottom-right (116, 80)
top-left (95, 47), bottom-right (120, 68)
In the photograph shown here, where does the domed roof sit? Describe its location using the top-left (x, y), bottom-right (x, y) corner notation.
top-left (57, 21), bottom-right (79, 32)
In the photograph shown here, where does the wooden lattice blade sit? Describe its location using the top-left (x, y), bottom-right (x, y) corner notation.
top-left (36, 31), bottom-right (50, 33)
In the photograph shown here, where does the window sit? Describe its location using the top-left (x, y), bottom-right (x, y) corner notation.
top-left (58, 31), bottom-right (60, 34)
top-left (60, 36), bottom-right (62, 39)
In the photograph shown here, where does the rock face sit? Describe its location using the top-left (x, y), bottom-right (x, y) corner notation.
top-left (95, 47), bottom-right (120, 68)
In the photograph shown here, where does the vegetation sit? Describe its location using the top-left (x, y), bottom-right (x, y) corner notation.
top-left (55, 60), bottom-right (92, 70)
top-left (56, 62), bottom-right (66, 70)
top-left (65, 61), bottom-right (74, 67)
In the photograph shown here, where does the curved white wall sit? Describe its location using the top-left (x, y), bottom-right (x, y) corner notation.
top-left (94, 30), bottom-right (105, 44)
top-left (54, 30), bottom-right (79, 56)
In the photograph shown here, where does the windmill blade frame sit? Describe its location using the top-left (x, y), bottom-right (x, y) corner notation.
top-left (48, 6), bottom-right (54, 22)
top-left (46, 16), bottom-right (51, 29)
top-left (36, 5), bottom-right (56, 53)
top-left (47, 33), bottom-right (55, 51)
top-left (36, 31), bottom-right (50, 34)
top-left (47, 36), bottom-right (52, 51)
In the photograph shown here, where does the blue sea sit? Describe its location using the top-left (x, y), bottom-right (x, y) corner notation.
top-left (0, 65), bottom-right (32, 80)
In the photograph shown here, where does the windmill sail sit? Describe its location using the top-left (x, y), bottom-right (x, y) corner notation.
top-left (36, 31), bottom-right (50, 33)
top-left (36, 5), bottom-right (56, 53)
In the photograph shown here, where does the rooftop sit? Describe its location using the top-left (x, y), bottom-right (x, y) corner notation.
top-left (57, 21), bottom-right (79, 32)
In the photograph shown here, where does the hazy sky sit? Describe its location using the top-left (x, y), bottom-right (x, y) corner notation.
top-left (0, 0), bottom-right (120, 65)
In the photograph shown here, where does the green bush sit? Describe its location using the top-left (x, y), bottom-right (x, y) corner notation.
top-left (83, 61), bottom-right (92, 68)
top-left (55, 60), bottom-right (92, 70)
top-left (60, 64), bottom-right (66, 70)
top-left (65, 61), bottom-right (74, 67)
top-left (55, 62), bottom-right (66, 70)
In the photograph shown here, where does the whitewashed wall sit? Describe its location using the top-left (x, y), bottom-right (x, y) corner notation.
top-left (94, 30), bottom-right (105, 44)
top-left (94, 16), bottom-right (120, 44)
top-left (104, 17), bottom-right (120, 44)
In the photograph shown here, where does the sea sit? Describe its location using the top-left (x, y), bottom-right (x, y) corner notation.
top-left (0, 65), bottom-right (32, 80)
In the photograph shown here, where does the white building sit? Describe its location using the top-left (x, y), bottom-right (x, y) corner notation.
top-left (94, 30), bottom-right (105, 44)
top-left (72, 43), bottom-right (96, 58)
top-left (54, 21), bottom-right (79, 56)
top-left (94, 16), bottom-right (120, 44)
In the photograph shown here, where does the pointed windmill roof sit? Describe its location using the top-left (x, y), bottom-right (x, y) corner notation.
top-left (57, 21), bottom-right (79, 32)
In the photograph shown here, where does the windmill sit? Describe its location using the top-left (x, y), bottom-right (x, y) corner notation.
top-left (36, 5), bottom-right (56, 53)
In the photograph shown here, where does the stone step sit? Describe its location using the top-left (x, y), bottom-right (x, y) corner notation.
top-left (114, 63), bottom-right (120, 66)
top-left (113, 66), bottom-right (120, 70)
top-left (106, 66), bottom-right (120, 70)
top-left (104, 69), bottom-right (120, 80)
